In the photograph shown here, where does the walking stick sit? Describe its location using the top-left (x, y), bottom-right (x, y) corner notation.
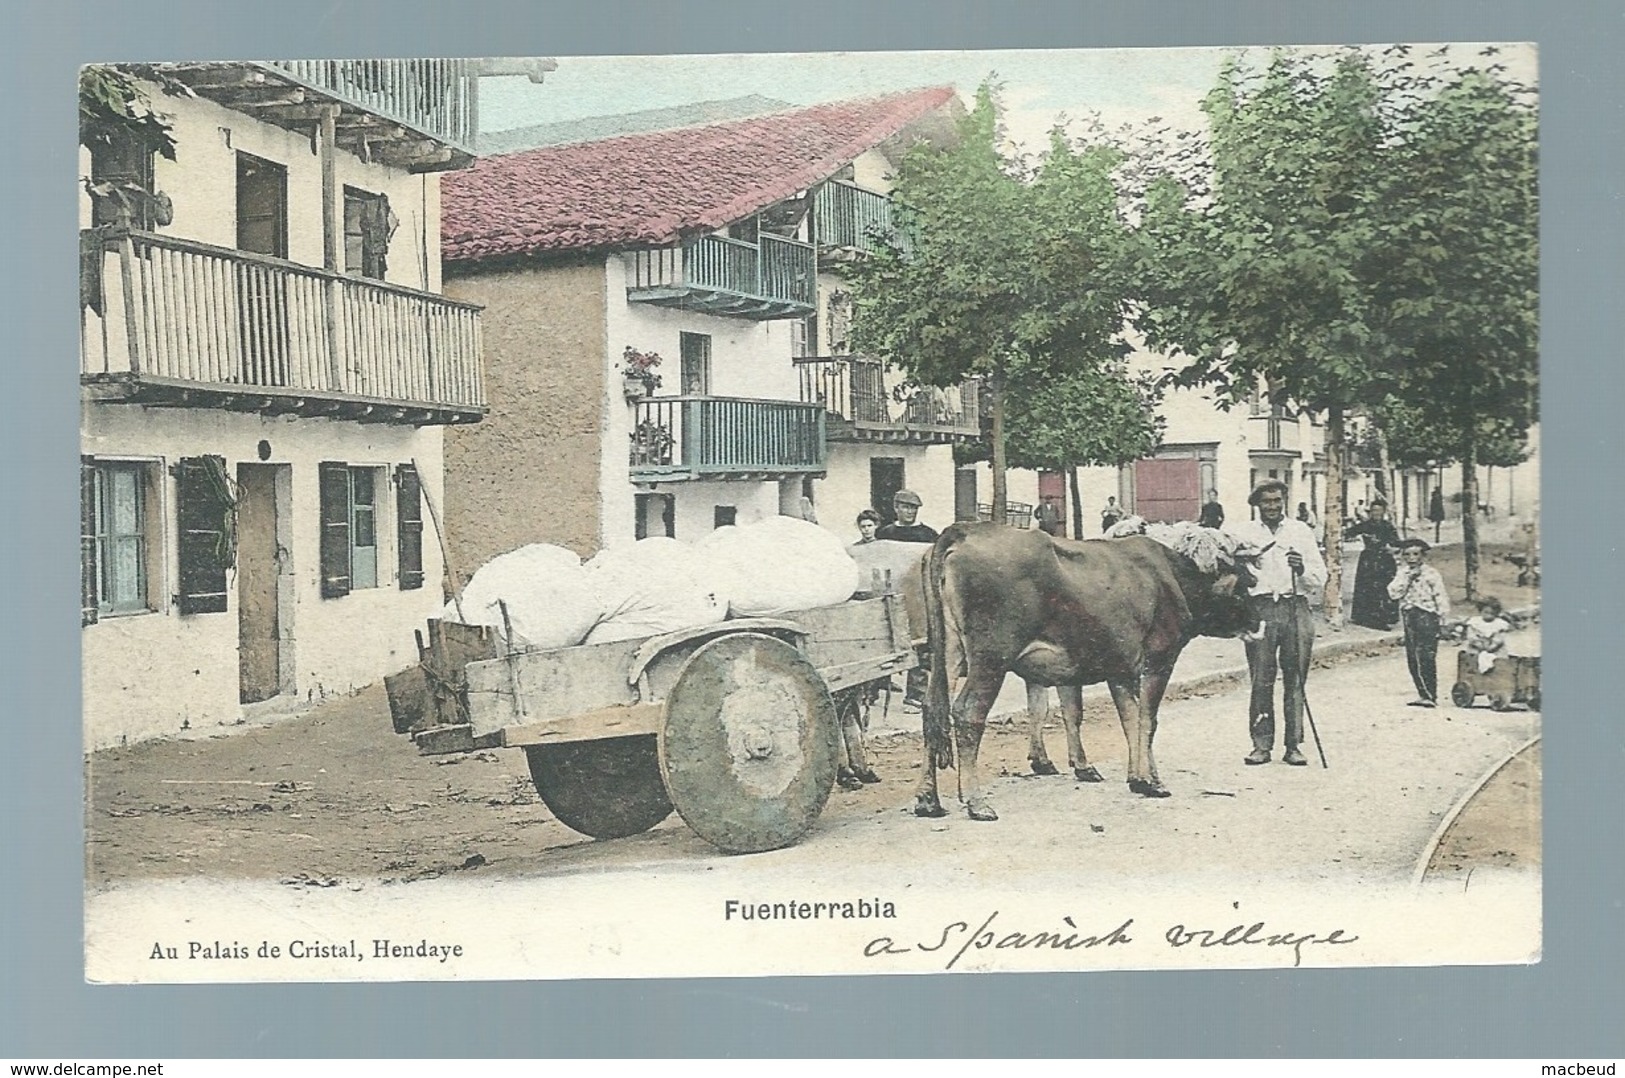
top-left (1301, 665), bottom-right (1329, 769)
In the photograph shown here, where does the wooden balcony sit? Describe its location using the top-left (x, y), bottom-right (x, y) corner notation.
top-left (628, 234), bottom-right (815, 320)
top-left (1248, 413), bottom-right (1303, 456)
top-left (628, 396), bottom-right (826, 482)
top-left (156, 60), bottom-right (477, 172)
top-left (81, 227), bottom-right (486, 425)
top-left (813, 180), bottom-right (899, 257)
top-left (795, 356), bottom-right (981, 444)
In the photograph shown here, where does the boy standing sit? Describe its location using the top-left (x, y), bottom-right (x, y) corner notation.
top-left (1388, 538), bottom-right (1452, 707)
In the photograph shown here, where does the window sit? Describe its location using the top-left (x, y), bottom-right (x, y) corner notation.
top-left (319, 463), bottom-right (384, 597)
top-left (343, 188), bottom-right (393, 279)
top-left (236, 153), bottom-right (287, 258)
top-left (679, 333), bottom-right (711, 395)
top-left (89, 130), bottom-right (157, 229)
top-left (713, 506), bottom-right (737, 529)
top-left (81, 459), bottom-right (155, 621)
top-left (636, 493), bottom-right (675, 539)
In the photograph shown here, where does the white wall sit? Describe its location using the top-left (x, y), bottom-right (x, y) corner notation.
top-left (80, 78), bottom-right (443, 293)
top-left (817, 443), bottom-right (956, 541)
top-left (82, 405), bottom-right (447, 748)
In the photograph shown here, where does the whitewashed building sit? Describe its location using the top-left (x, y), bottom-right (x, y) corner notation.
top-left (79, 61), bottom-right (486, 747)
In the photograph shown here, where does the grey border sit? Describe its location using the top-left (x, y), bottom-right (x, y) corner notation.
top-left (5, 0), bottom-right (1619, 1058)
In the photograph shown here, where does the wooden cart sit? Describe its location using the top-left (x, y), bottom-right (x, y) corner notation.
top-left (1449, 650), bottom-right (1541, 711)
top-left (386, 595), bottom-right (915, 854)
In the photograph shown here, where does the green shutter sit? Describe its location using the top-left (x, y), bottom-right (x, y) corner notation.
top-left (319, 462), bottom-right (352, 598)
top-left (175, 456), bottom-right (233, 615)
top-left (396, 464), bottom-right (424, 591)
top-left (81, 458), bottom-right (99, 626)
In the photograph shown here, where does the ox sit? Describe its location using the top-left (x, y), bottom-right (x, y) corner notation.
top-left (916, 522), bottom-right (1257, 820)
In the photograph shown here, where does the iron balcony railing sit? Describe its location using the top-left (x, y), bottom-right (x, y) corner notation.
top-left (629, 234), bottom-right (816, 317)
top-left (81, 227), bottom-right (485, 416)
top-left (260, 59), bottom-right (477, 153)
top-left (628, 395), bottom-right (826, 477)
top-left (795, 356), bottom-right (981, 437)
top-left (813, 180), bottom-right (898, 253)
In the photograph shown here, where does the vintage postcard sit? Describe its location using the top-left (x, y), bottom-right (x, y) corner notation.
top-left (80, 46), bottom-right (1540, 983)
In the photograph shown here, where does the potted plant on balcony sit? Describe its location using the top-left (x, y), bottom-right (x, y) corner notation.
top-left (620, 346), bottom-right (664, 400)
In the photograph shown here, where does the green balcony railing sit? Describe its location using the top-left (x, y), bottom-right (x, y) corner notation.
top-left (260, 59), bottom-right (477, 154)
top-left (629, 395), bottom-right (826, 478)
top-left (795, 356), bottom-right (981, 440)
top-left (813, 180), bottom-right (899, 254)
top-left (629, 234), bottom-right (815, 320)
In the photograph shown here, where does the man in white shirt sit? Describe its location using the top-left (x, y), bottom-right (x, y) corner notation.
top-left (1231, 479), bottom-right (1330, 766)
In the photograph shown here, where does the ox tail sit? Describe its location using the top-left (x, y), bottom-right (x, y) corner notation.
top-left (922, 531), bottom-right (956, 771)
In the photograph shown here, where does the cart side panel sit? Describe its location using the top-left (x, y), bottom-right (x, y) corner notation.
top-left (464, 637), bottom-right (645, 739)
top-left (792, 597), bottom-right (916, 693)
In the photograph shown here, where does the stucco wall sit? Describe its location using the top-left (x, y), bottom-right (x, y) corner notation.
top-left (442, 263), bottom-right (608, 568)
top-left (81, 405), bottom-right (447, 748)
top-left (817, 443), bottom-right (957, 540)
top-left (79, 79), bottom-right (443, 293)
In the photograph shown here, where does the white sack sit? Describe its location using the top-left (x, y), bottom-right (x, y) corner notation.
top-left (698, 515), bottom-right (862, 617)
top-left (581, 537), bottom-right (732, 644)
top-left (446, 543), bottom-right (602, 651)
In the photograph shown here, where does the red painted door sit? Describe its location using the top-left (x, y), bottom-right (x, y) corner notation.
top-left (1135, 458), bottom-right (1200, 523)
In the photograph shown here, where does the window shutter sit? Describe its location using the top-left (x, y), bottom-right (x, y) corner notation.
top-left (396, 464), bottom-right (424, 591)
top-left (175, 455), bottom-right (232, 614)
top-left (81, 458), bottom-right (100, 626)
top-left (319, 462), bottom-right (352, 598)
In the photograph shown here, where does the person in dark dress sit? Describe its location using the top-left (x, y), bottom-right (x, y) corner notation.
top-left (1345, 498), bottom-right (1400, 629)
top-left (874, 490), bottom-right (937, 705)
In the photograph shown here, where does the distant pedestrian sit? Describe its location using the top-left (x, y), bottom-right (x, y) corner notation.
top-left (1345, 498), bottom-right (1400, 630)
top-left (1296, 502), bottom-right (1318, 532)
top-left (850, 508), bottom-right (880, 547)
top-left (1198, 501), bottom-right (1225, 529)
top-left (1100, 496), bottom-right (1122, 533)
top-left (1034, 496), bottom-right (1065, 537)
top-left (1389, 537), bottom-right (1451, 708)
top-left (1428, 487), bottom-right (1446, 543)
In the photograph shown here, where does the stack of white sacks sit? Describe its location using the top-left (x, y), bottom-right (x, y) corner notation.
top-left (443, 516), bottom-right (863, 650)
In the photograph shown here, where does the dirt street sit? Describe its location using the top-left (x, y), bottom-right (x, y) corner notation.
top-left (87, 632), bottom-right (1540, 894)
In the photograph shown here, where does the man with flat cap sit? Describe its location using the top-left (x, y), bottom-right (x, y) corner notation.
top-left (1233, 478), bottom-right (1329, 766)
top-left (875, 489), bottom-right (939, 544)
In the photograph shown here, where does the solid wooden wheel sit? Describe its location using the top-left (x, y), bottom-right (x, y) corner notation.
top-left (659, 632), bottom-right (839, 854)
top-left (524, 736), bottom-right (674, 840)
top-left (1450, 682), bottom-right (1475, 708)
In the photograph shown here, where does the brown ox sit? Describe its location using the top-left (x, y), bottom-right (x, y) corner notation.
top-left (916, 523), bottom-right (1256, 820)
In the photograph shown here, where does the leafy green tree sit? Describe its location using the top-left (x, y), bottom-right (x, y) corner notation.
top-left (1373, 62), bottom-right (1538, 598)
top-left (1132, 49), bottom-right (1398, 623)
top-left (847, 82), bottom-right (1137, 522)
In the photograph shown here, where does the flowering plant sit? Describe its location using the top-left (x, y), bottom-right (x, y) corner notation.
top-left (620, 347), bottom-right (664, 392)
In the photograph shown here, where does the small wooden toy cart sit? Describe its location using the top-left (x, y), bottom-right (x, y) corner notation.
top-left (1449, 650), bottom-right (1541, 711)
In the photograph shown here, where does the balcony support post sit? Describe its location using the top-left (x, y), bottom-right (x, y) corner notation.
top-left (318, 105), bottom-right (346, 392)
top-left (117, 230), bottom-right (141, 376)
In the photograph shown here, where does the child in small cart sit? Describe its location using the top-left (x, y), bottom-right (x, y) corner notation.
top-left (1461, 596), bottom-right (1513, 675)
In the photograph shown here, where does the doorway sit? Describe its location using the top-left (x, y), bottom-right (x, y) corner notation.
top-left (235, 152), bottom-right (291, 386)
top-left (870, 457), bottom-right (905, 523)
top-left (237, 463), bottom-right (292, 704)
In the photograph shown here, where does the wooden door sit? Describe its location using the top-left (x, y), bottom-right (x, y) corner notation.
top-left (1134, 458), bottom-right (1201, 524)
top-left (237, 464), bottom-right (283, 704)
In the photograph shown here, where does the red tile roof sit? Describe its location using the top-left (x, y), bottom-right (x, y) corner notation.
top-left (442, 86), bottom-right (957, 265)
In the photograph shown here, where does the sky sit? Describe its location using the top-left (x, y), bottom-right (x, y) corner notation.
top-left (477, 44), bottom-right (1538, 154)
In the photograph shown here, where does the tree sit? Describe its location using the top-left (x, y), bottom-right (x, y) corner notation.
top-left (1132, 50), bottom-right (1408, 625)
top-left (847, 83), bottom-right (1136, 522)
top-left (1373, 62), bottom-right (1538, 599)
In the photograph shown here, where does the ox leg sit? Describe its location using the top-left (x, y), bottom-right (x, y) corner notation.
top-left (1026, 681), bottom-right (1060, 775)
top-left (953, 672), bottom-right (1006, 821)
top-left (1109, 677), bottom-right (1169, 798)
top-left (1136, 669), bottom-right (1174, 795)
top-left (1058, 685), bottom-right (1102, 782)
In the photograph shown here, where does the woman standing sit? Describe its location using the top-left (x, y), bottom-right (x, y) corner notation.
top-left (1345, 498), bottom-right (1401, 629)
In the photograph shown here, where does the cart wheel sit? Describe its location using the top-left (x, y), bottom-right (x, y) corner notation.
top-left (1489, 693), bottom-right (1510, 711)
top-left (1450, 682), bottom-right (1475, 708)
top-left (524, 736), bottom-right (674, 840)
top-left (1525, 692), bottom-right (1540, 712)
top-left (659, 632), bottom-right (839, 854)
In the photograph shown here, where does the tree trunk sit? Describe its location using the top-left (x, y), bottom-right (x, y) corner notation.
top-left (1068, 466), bottom-right (1084, 540)
top-left (1322, 404), bottom-right (1347, 629)
top-left (1461, 439), bottom-right (1480, 602)
top-left (989, 369), bottom-right (1008, 525)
